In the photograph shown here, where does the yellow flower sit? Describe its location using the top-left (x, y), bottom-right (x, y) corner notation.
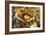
top-left (15, 8), bottom-right (20, 13)
top-left (15, 8), bottom-right (25, 13)
top-left (20, 8), bottom-right (24, 11)
top-left (24, 15), bottom-right (30, 20)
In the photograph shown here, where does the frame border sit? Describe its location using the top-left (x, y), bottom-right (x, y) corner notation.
top-left (5, 1), bottom-right (45, 34)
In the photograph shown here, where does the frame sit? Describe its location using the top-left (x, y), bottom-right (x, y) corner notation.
top-left (5, 1), bottom-right (45, 34)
